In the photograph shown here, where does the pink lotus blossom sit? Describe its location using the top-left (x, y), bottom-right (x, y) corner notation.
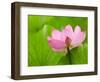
top-left (48, 25), bottom-right (86, 52)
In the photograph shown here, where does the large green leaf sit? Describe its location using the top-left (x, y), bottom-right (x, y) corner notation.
top-left (28, 15), bottom-right (54, 33)
top-left (28, 26), bottom-right (69, 66)
top-left (70, 44), bottom-right (88, 64)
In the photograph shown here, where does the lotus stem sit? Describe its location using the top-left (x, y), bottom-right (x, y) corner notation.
top-left (66, 47), bottom-right (72, 64)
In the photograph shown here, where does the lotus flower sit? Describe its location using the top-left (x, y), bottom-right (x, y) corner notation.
top-left (48, 25), bottom-right (86, 52)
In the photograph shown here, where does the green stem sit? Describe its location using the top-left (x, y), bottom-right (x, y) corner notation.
top-left (66, 47), bottom-right (72, 64)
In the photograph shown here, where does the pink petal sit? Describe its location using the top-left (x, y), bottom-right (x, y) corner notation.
top-left (74, 25), bottom-right (81, 34)
top-left (51, 29), bottom-right (66, 42)
top-left (48, 36), bottom-right (51, 41)
top-left (65, 25), bottom-right (73, 33)
top-left (48, 38), bottom-right (65, 52)
top-left (62, 25), bottom-right (73, 40)
top-left (51, 29), bottom-right (62, 40)
top-left (71, 32), bottom-right (86, 47)
top-left (52, 48), bottom-right (65, 52)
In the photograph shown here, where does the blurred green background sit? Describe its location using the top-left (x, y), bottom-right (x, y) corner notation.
top-left (28, 15), bottom-right (88, 66)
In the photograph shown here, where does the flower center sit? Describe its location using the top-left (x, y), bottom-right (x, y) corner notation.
top-left (65, 37), bottom-right (72, 48)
